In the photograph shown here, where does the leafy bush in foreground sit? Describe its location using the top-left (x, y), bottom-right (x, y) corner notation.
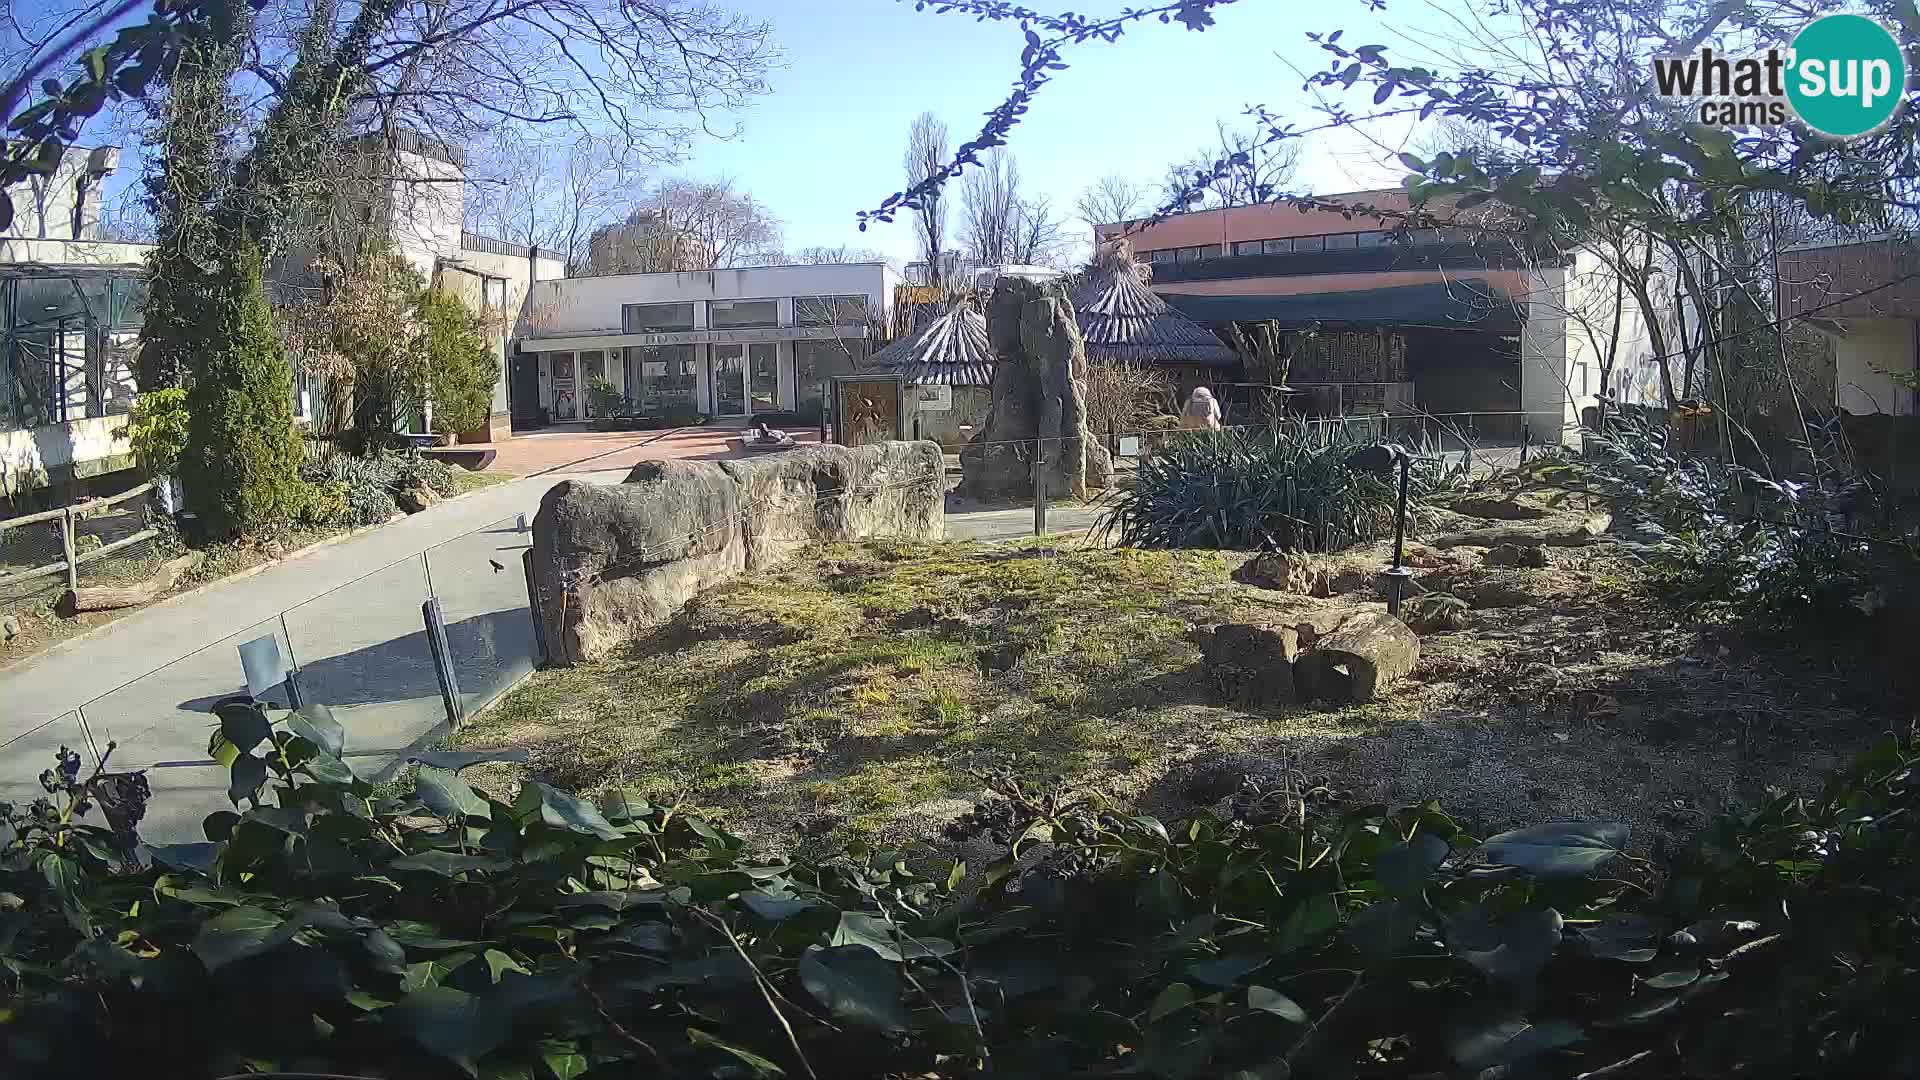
top-left (1101, 423), bottom-right (1469, 551)
top-left (1, 700), bottom-right (1915, 1078)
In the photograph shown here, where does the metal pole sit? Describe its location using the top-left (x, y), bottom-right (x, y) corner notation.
top-left (279, 612), bottom-right (305, 711)
top-left (523, 548), bottom-right (549, 667)
top-left (1033, 439), bottom-right (1048, 535)
top-left (423, 595), bottom-right (466, 730)
top-left (913, 412), bottom-right (922, 442)
top-left (1385, 455), bottom-right (1412, 616)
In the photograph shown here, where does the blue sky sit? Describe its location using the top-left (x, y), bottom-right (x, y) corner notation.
top-left (673, 0), bottom-right (1412, 261)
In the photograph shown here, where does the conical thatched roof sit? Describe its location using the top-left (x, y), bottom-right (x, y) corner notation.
top-left (1071, 239), bottom-right (1237, 367)
top-left (867, 301), bottom-right (994, 386)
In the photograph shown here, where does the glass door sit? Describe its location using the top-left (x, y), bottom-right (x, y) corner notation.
top-left (549, 352), bottom-right (577, 421)
top-left (711, 345), bottom-right (747, 416)
top-left (580, 350), bottom-right (606, 417)
top-left (748, 342), bottom-right (778, 414)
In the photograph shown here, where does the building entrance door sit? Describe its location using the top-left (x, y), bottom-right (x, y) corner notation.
top-left (712, 345), bottom-right (747, 416)
top-left (748, 343), bottom-right (778, 414)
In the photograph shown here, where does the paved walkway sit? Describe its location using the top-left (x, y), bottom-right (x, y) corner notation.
top-left (490, 423), bottom-right (826, 476)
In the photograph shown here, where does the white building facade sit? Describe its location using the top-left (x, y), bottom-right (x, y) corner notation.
top-left (517, 263), bottom-right (898, 424)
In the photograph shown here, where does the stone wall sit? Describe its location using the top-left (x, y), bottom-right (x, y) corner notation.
top-left (532, 440), bottom-right (944, 664)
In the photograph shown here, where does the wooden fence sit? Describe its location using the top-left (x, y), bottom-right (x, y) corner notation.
top-left (0, 483), bottom-right (157, 593)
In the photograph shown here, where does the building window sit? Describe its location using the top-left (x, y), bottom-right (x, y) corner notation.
top-left (1354, 231), bottom-right (1389, 247)
top-left (709, 298), bottom-right (779, 329)
top-left (794, 338), bottom-right (869, 423)
top-left (622, 302), bottom-right (694, 333)
top-left (1293, 235), bottom-right (1326, 252)
top-left (1232, 240), bottom-right (1265, 256)
top-left (1324, 233), bottom-right (1358, 250)
top-left (1175, 245), bottom-right (1221, 264)
top-left (795, 294), bottom-right (869, 326)
top-left (482, 276), bottom-right (507, 316)
top-left (622, 345), bottom-right (697, 413)
top-left (1149, 249), bottom-right (1177, 265)
top-left (1263, 238), bottom-right (1292, 255)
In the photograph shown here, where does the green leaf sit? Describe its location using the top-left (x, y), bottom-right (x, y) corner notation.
top-left (228, 754), bottom-right (268, 806)
top-left (416, 766), bottom-right (490, 820)
top-left (365, 927), bottom-right (408, 974)
top-left (687, 1027), bottom-right (785, 1077)
top-left (389, 851), bottom-right (512, 876)
top-left (1482, 823), bottom-right (1628, 877)
top-left (147, 842), bottom-right (222, 874)
top-left (553, 889), bottom-right (664, 912)
top-left (1448, 907), bottom-right (1564, 983)
top-left (531, 782), bottom-right (621, 839)
top-left (1375, 833), bottom-right (1449, 896)
top-left (1187, 952), bottom-right (1269, 988)
top-left (1246, 985), bottom-right (1309, 1023)
top-left (1015, 820), bottom-right (1054, 852)
top-left (216, 701), bottom-right (271, 754)
top-left (404, 950), bottom-right (478, 992)
top-left (831, 911), bottom-right (954, 962)
top-left (32, 850), bottom-right (90, 937)
top-left (798, 945), bottom-right (910, 1032)
top-left (945, 860), bottom-right (966, 892)
top-left (484, 948), bottom-right (529, 983)
top-left (191, 905), bottom-right (281, 970)
top-left (738, 892), bottom-right (815, 923)
top-left (1576, 915), bottom-right (1666, 962)
top-left (539, 1040), bottom-right (589, 1080)
top-left (1345, 899), bottom-right (1422, 961)
top-left (1148, 981), bottom-right (1195, 1022)
top-left (1397, 151), bottom-right (1427, 172)
top-left (287, 702), bottom-right (345, 759)
top-left (1276, 893), bottom-right (1339, 954)
top-left (1640, 957), bottom-right (1700, 990)
top-left (1449, 1013), bottom-right (1583, 1071)
top-left (301, 752), bottom-right (356, 786)
top-left (387, 986), bottom-right (509, 1074)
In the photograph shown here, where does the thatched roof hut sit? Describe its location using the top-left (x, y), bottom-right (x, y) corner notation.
top-left (1071, 239), bottom-right (1236, 368)
top-left (866, 301), bottom-right (994, 386)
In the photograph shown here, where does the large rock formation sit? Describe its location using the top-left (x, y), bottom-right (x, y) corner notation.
top-left (958, 275), bottom-right (1113, 501)
top-left (532, 441), bottom-right (943, 664)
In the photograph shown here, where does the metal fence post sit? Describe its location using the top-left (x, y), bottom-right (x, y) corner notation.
top-left (60, 508), bottom-right (77, 593)
top-left (422, 595), bottom-right (466, 731)
top-left (1032, 438), bottom-right (1047, 537)
top-left (523, 548), bottom-right (549, 667)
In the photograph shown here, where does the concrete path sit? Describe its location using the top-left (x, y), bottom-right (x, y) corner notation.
top-left (0, 462), bottom-right (1109, 841)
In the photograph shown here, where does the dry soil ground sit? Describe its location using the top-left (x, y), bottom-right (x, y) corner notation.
top-left (457, 479), bottom-right (1902, 857)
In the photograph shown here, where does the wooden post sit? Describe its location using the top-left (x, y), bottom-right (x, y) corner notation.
top-left (60, 509), bottom-right (77, 593)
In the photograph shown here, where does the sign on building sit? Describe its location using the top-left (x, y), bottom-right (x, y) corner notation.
top-left (911, 384), bottom-right (953, 412)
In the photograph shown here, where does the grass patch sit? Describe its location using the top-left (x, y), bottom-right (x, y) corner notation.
top-left (452, 469), bottom-right (515, 496)
top-left (458, 538), bottom-right (1380, 850)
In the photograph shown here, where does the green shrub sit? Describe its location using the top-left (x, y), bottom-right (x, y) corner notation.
top-left (660, 402), bottom-right (707, 427)
top-left (299, 454), bottom-right (400, 526)
top-left (4, 696), bottom-right (1915, 1078)
top-left (1547, 418), bottom-right (1904, 626)
top-left (391, 450), bottom-right (455, 499)
top-left (1101, 422), bottom-right (1468, 551)
top-left (180, 243), bottom-right (305, 538)
top-left (586, 377), bottom-right (628, 419)
top-left (124, 387), bottom-right (190, 478)
top-left (420, 287), bottom-right (499, 436)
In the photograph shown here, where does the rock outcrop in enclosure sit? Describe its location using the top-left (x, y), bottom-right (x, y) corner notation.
top-left (958, 275), bottom-right (1113, 501)
top-left (532, 441), bottom-right (944, 665)
top-left (1198, 607), bottom-right (1421, 706)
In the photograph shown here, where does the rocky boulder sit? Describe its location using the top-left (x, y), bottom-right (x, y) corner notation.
top-left (1232, 550), bottom-right (1321, 594)
top-left (1293, 611), bottom-right (1421, 704)
top-left (1484, 543), bottom-right (1549, 568)
top-left (1196, 623), bottom-right (1302, 708)
top-left (396, 482), bottom-right (441, 514)
top-left (535, 441), bottom-right (944, 664)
